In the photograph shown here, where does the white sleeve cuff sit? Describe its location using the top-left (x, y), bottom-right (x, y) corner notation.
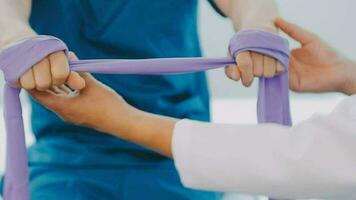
top-left (172, 119), bottom-right (204, 190)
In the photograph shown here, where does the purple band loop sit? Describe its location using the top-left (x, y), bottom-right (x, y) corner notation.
top-left (0, 30), bottom-right (291, 200)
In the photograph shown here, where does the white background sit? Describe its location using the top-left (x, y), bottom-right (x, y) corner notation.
top-left (1, 0), bottom-right (356, 199)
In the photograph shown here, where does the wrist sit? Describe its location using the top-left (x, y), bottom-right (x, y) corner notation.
top-left (229, 0), bottom-right (278, 34)
top-left (239, 23), bottom-right (278, 33)
top-left (0, 22), bottom-right (36, 48)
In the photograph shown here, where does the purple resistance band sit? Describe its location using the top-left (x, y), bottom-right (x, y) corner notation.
top-left (0, 30), bottom-right (290, 200)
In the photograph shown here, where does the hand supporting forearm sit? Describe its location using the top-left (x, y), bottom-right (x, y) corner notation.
top-left (213, 0), bottom-right (279, 32)
top-left (0, 0), bottom-right (36, 47)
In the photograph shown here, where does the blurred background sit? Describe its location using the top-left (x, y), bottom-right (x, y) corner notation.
top-left (0, 0), bottom-right (355, 199)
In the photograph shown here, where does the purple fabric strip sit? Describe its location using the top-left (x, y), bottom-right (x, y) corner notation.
top-left (0, 30), bottom-right (290, 200)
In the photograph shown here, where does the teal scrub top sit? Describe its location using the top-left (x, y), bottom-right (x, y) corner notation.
top-left (28, 0), bottom-right (221, 167)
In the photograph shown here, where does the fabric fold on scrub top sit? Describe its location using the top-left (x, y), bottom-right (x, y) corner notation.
top-left (0, 30), bottom-right (290, 200)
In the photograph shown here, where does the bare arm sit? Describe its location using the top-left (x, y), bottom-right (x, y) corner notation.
top-left (115, 108), bottom-right (177, 158)
top-left (29, 69), bottom-right (356, 199)
top-left (28, 17), bottom-right (356, 158)
top-left (0, 0), bottom-right (36, 47)
top-left (213, 0), bottom-right (278, 32)
top-left (211, 0), bottom-right (283, 87)
top-left (0, 0), bottom-right (85, 93)
top-left (28, 71), bottom-right (177, 158)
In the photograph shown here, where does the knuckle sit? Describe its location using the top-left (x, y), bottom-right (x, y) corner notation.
top-left (238, 61), bottom-right (252, 69)
top-left (254, 71), bottom-right (263, 77)
top-left (52, 72), bottom-right (68, 84)
top-left (254, 68), bottom-right (263, 77)
top-left (22, 83), bottom-right (36, 90)
top-left (53, 58), bottom-right (68, 67)
top-left (36, 58), bottom-right (50, 69)
top-left (264, 72), bottom-right (275, 78)
top-left (263, 67), bottom-right (276, 78)
top-left (50, 51), bottom-right (66, 60)
top-left (36, 81), bottom-right (51, 90)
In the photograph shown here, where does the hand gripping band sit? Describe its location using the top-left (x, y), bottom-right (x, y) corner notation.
top-left (0, 30), bottom-right (291, 200)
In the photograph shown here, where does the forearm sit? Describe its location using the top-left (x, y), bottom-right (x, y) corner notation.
top-left (125, 110), bottom-right (177, 157)
top-left (0, 0), bottom-right (36, 47)
top-left (96, 102), bottom-right (177, 158)
top-left (213, 0), bottom-right (279, 32)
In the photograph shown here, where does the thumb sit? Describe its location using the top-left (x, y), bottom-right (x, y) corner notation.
top-left (275, 17), bottom-right (317, 45)
top-left (78, 72), bottom-right (95, 82)
top-left (67, 71), bottom-right (86, 90)
top-left (66, 51), bottom-right (86, 90)
top-left (68, 51), bottom-right (78, 61)
top-left (78, 72), bottom-right (98, 88)
top-left (76, 72), bottom-right (104, 96)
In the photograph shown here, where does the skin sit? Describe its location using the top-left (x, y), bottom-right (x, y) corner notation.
top-left (1, 0), bottom-right (283, 92)
top-left (0, 0), bottom-right (85, 92)
top-left (275, 17), bottom-right (356, 95)
top-left (28, 53), bottom-right (177, 157)
top-left (29, 18), bottom-right (356, 158)
top-left (15, 51), bottom-right (86, 92)
top-left (0, 0), bottom-right (285, 158)
top-left (216, 0), bottom-right (285, 86)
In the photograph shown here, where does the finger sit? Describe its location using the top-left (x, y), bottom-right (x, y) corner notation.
top-left (49, 86), bottom-right (68, 95)
top-left (263, 56), bottom-right (277, 78)
top-left (65, 52), bottom-right (85, 90)
top-left (68, 51), bottom-right (78, 61)
top-left (19, 69), bottom-right (36, 90)
top-left (276, 62), bottom-right (286, 74)
top-left (49, 51), bottom-right (70, 86)
top-left (45, 88), bottom-right (58, 95)
top-left (33, 58), bottom-right (52, 91)
top-left (225, 65), bottom-right (233, 80)
top-left (236, 52), bottom-right (253, 86)
top-left (67, 71), bottom-right (86, 90)
top-left (78, 72), bottom-right (96, 81)
top-left (251, 52), bottom-right (263, 77)
top-left (225, 64), bottom-right (241, 81)
top-left (275, 17), bottom-right (317, 45)
top-left (59, 84), bottom-right (72, 94)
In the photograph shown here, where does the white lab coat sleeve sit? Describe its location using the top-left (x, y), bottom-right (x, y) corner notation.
top-left (172, 95), bottom-right (356, 200)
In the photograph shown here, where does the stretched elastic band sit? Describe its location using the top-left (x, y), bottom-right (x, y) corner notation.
top-left (0, 30), bottom-right (291, 200)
